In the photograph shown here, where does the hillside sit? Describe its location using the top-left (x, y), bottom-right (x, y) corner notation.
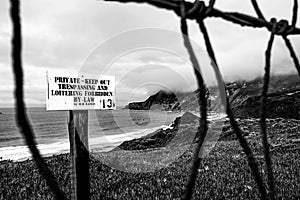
top-left (228, 74), bottom-right (300, 119)
top-left (124, 89), bottom-right (213, 112)
top-left (125, 74), bottom-right (300, 119)
top-left (117, 112), bottom-right (200, 151)
top-left (124, 90), bottom-right (180, 111)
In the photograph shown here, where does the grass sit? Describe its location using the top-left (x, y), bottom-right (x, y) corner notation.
top-left (1, 118), bottom-right (300, 199)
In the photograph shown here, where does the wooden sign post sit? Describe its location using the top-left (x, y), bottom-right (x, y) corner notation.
top-left (68, 110), bottom-right (89, 200)
top-left (46, 70), bottom-right (116, 200)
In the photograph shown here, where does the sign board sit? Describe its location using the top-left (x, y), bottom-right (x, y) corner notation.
top-left (46, 71), bottom-right (116, 111)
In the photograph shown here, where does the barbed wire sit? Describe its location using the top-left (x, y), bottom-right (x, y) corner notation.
top-left (250, 0), bottom-right (266, 21)
top-left (103, 0), bottom-right (300, 199)
top-left (104, 0), bottom-right (300, 35)
top-left (9, 0), bottom-right (68, 199)
top-left (9, 0), bottom-right (300, 199)
top-left (292, 0), bottom-right (298, 27)
top-left (283, 36), bottom-right (300, 77)
top-left (260, 22), bottom-right (276, 200)
top-left (179, 2), bottom-right (209, 199)
top-left (197, 11), bottom-right (268, 200)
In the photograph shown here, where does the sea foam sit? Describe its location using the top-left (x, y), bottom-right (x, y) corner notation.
top-left (0, 125), bottom-right (168, 162)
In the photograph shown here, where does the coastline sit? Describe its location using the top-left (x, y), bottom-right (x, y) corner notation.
top-left (0, 111), bottom-right (224, 162)
top-left (0, 124), bottom-right (172, 162)
top-left (1, 117), bottom-right (300, 199)
top-left (0, 108), bottom-right (182, 162)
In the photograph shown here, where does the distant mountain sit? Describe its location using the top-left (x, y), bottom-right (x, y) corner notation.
top-left (228, 74), bottom-right (300, 119)
top-left (125, 88), bottom-right (220, 112)
top-left (124, 90), bottom-right (180, 111)
top-left (125, 74), bottom-right (300, 119)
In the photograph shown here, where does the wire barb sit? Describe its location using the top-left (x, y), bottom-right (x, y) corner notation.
top-left (205, 0), bottom-right (216, 16)
top-left (185, 0), bottom-right (204, 18)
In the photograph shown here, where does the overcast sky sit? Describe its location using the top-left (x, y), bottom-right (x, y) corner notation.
top-left (0, 0), bottom-right (299, 107)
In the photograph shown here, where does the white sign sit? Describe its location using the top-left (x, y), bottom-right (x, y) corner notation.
top-left (46, 70), bottom-right (116, 111)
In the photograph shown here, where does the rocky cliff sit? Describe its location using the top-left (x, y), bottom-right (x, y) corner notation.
top-left (117, 112), bottom-right (200, 150)
top-left (228, 74), bottom-right (300, 119)
top-left (124, 89), bottom-right (212, 112)
top-left (125, 90), bottom-right (180, 111)
top-left (125, 74), bottom-right (300, 119)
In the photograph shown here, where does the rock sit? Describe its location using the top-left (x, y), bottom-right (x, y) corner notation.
top-left (228, 74), bottom-right (300, 119)
top-left (125, 90), bottom-right (180, 111)
top-left (180, 112), bottom-right (199, 125)
top-left (124, 74), bottom-right (300, 117)
top-left (117, 112), bottom-right (200, 151)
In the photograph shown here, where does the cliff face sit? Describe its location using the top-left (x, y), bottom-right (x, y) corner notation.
top-left (228, 74), bottom-right (300, 119)
top-left (117, 112), bottom-right (200, 151)
top-left (125, 74), bottom-right (300, 119)
top-left (125, 90), bottom-right (180, 111)
top-left (230, 89), bottom-right (300, 119)
top-left (124, 89), bottom-right (212, 112)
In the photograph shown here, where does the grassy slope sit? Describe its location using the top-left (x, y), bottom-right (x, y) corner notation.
top-left (1, 118), bottom-right (300, 199)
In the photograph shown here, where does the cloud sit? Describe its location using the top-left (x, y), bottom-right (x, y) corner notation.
top-left (0, 0), bottom-right (299, 107)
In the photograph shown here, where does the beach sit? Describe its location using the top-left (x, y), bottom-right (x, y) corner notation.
top-left (1, 117), bottom-right (300, 199)
top-left (1, 110), bottom-right (300, 199)
top-left (0, 107), bottom-right (181, 161)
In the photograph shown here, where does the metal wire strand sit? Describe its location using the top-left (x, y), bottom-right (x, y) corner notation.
top-left (250, 0), bottom-right (266, 21)
top-left (198, 20), bottom-right (268, 200)
top-left (180, 1), bottom-right (209, 200)
top-left (282, 36), bottom-right (300, 77)
top-left (9, 0), bottom-right (300, 199)
top-left (208, 0), bottom-right (216, 10)
top-left (10, 0), bottom-right (68, 199)
top-left (186, 0), bottom-right (203, 18)
top-left (292, 0), bottom-right (298, 27)
top-left (104, 0), bottom-right (300, 35)
top-left (205, 0), bottom-right (216, 16)
top-left (260, 28), bottom-right (276, 200)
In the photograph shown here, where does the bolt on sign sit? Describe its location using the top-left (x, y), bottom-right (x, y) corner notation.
top-left (46, 70), bottom-right (116, 111)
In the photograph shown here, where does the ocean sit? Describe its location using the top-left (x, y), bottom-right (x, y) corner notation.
top-left (0, 107), bottom-right (181, 161)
